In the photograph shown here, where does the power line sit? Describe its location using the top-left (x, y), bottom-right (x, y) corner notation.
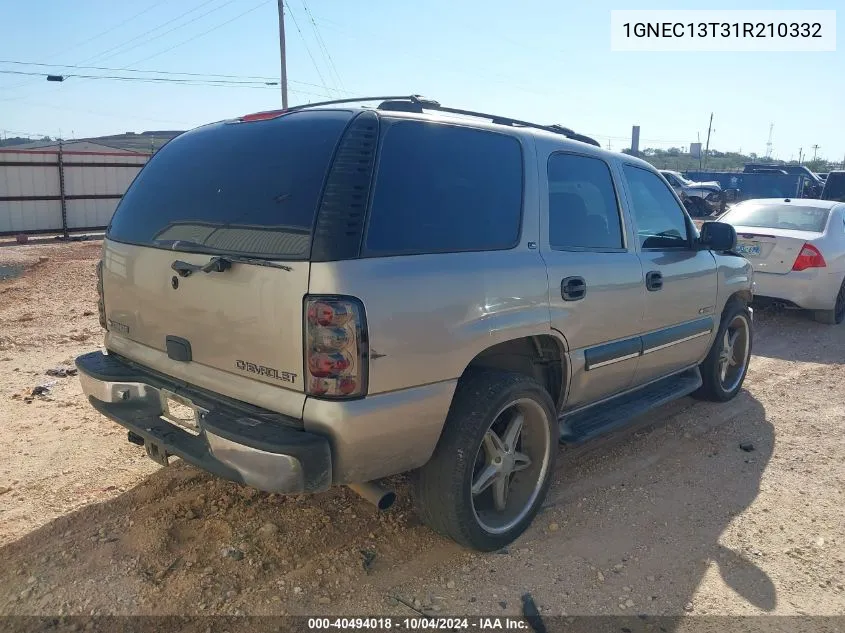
top-left (0, 59), bottom-right (348, 91)
top-left (127, 1), bottom-right (272, 67)
top-left (38, 1), bottom-right (270, 98)
top-left (285, 4), bottom-right (336, 97)
top-left (300, 0), bottom-right (345, 93)
top-left (0, 1), bottom-right (172, 92)
top-left (0, 59), bottom-right (276, 81)
top-left (0, 0), bottom-right (233, 98)
top-left (56, 1), bottom-right (173, 59)
top-left (76, 0), bottom-right (228, 65)
top-left (0, 69), bottom-right (278, 88)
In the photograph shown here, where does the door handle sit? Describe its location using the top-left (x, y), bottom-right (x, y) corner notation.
top-left (645, 270), bottom-right (663, 292)
top-left (561, 276), bottom-right (587, 301)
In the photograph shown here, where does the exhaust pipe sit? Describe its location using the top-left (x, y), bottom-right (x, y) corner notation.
top-left (348, 482), bottom-right (396, 511)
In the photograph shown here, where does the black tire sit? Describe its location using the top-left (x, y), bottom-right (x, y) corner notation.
top-left (813, 279), bottom-right (845, 325)
top-left (414, 370), bottom-right (557, 552)
top-left (693, 300), bottom-right (753, 402)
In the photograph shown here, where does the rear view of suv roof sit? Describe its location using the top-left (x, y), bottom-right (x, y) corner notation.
top-left (236, 94), bottom-right (602, 147)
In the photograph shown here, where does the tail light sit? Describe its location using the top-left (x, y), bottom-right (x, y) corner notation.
top-left (792, 243), bottom-right (826, 272)
top-left (96, 260), bottom-right (107, 329)
top-left (304, 297), bottom-right (367, 398)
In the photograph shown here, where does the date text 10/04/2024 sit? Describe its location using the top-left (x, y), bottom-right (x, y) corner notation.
top-left (307, 617), bottom-right (529, 630)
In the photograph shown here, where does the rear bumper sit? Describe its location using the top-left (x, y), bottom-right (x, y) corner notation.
top-left (752, 269), bottom-right (844, 311)
top-left (75, 351), bottom-right (332, 494)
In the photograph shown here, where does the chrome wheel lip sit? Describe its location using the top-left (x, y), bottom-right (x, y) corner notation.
top-left (470, 397), bottom-right (552, 536)
top-left (718, 314), bottom-right (751, 392)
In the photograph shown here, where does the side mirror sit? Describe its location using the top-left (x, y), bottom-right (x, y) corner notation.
top-left (699, 221), bottom-right (737, 252)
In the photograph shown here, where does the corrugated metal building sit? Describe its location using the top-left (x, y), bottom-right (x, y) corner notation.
top-left (0, 140), bottom-right (150, 236)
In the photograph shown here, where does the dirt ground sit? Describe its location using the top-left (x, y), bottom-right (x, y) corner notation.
top-left (0, 241), bottom-right (843, 621)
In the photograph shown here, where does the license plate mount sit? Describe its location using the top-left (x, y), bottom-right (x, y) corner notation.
top-left (736, 240), bottom-right (761, 257)
top-left (160, 390), bottom-right (206, 436)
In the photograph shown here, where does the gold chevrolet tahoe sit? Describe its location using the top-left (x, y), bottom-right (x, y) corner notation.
top-left (76, 96), bottom-right (754, 551)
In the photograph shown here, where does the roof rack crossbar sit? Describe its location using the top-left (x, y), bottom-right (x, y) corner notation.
top-left (268, 95), bottom-right (601, 148)
top-left (284, 95), bottom-right (438, 113)
top-left (427, 104), bottom-right (600, 147)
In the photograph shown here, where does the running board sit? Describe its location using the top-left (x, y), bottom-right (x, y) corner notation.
top-left (559, 368), bottom-right (702, 444)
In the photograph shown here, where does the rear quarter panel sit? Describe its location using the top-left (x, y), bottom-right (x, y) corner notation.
top-left (308, 250), bottom-right (553, 395)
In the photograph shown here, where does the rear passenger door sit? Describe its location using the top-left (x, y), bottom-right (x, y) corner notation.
top-left (620, 163), bottom-right (718, 386)
top-left (541, 150), bottom-right (645, 411)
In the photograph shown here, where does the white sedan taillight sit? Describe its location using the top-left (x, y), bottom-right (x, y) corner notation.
top-left (304, 296), bottom-right (368, 398)
top-left (792, 243), bottom-right (826, 272)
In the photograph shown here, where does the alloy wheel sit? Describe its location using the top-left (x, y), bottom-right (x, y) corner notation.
top-left (470, 398), bottom-right (552, 535)
top-left (718, 314), bottom-right (751, 392)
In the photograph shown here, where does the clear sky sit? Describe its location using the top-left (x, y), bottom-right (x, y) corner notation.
top-left (1, 0), bottom-right (842, 162)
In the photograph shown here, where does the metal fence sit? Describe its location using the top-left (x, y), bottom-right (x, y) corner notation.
top-left (0, 143), bottom-right (149, 237)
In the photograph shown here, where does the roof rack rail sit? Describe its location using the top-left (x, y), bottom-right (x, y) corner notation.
top-left (265, 95), bottom-right (601, 148)
top-left (418, 103), bottom-right (601, 147)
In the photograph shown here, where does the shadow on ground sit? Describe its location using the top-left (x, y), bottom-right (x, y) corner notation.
top-left (0, 382), bottom-right (776, 633)
top-left (750, 302), bottom-right (845, 364)
top-left (521, 387), bottom-right (777, 624)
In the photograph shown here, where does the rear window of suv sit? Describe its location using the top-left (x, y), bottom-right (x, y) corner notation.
top-left (107, 109), bottom-right (353, 259)
top-left (364, 121), bottom-right (523, 255)
top-left (722, 203), bottom-right (831, 233)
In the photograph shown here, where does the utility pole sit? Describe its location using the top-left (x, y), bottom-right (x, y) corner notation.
top-left (798, 147), bottom-right (803, 164)
top-left (765, 123), bottom-right (774, 159)
top-left (811, 144), bottom-right (820, 162)
top-left (277, 0), bottom-right (288, 109)
top-left (58, 137), bottom-right (68, 240)
top-left (697, 132), bottom-right (702, 170)
top-left (703, 113), bottom-right (713, 170)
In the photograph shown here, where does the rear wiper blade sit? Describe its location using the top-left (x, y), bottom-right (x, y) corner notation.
top-left (155, 240), bottom-right (294, 276)
top-left (171, 254), bottom-right (293, 277)
top-left (219, 254), bottom-right (293, 272)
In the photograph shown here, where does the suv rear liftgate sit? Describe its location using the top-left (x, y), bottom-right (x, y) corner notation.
top-left (81, 106), bottom-right (389, 495)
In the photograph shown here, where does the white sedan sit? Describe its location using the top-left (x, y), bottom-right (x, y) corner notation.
top-left (718, 198), bottom-right (845, 325)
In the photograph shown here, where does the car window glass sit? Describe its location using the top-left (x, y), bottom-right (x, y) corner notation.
top-left (107, 110), bottom-right (352, 259)
top-left (623, 165), bottom-right (689, 249)
top-left (547, 154), bottom-right (623, 250)
top-left (364, 121), bottom-right (522, 255)
top-left (722, 203), bottom-right (831, 233)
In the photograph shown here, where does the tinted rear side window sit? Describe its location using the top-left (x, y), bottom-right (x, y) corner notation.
top-left (547, 153), bottom-right (624, 250)
top-left (107, 109), bottom-right (353, 259)
top-left (364, 121), bottom-right (523, 255)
